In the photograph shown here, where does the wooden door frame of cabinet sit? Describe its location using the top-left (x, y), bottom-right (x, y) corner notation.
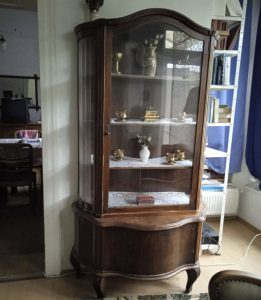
top-left (75, 9), bottom-right (214, 216)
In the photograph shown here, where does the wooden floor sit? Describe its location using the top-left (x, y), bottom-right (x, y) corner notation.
top-left (0, 219), bottom-right (260, 299)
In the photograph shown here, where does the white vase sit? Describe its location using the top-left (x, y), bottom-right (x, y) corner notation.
top-left (139, 145), bottom-right (150, 163)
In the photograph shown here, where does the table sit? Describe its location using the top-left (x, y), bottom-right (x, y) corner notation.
top-left (0, 138), bottom-right (43, 188)
top-left (0, 123), bottom-right (41, 138)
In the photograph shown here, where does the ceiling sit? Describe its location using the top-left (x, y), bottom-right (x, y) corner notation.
top-left (0, 0), bottom-right (37, 11)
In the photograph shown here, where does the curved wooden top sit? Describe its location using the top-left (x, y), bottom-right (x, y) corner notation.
top-left (75, 8), bottom-right (213, 37)
top-left (72, 202), bottom-right (205, 231)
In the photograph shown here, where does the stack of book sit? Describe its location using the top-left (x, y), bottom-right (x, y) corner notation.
top-left (218, 105), bottom-right (231, 123)
top-left (208, 97), bottom-right (231, 124)
top-left (201, 179), bottom-right (224, 192)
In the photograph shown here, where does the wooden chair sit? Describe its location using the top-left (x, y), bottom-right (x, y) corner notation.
top-left (209, 270), bottom-right (261, 300)
top-left (0, 143), bottom-right (37, 214)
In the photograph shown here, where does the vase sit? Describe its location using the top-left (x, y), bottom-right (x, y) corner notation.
top-left (139, 145), bottom-right (150, 163)
top-left (144, 46), bottom-right (157, 77)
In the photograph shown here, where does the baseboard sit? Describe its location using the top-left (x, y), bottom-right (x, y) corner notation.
top-left (0, 272), bottom-right (44, 283)
top-left (206, 215), bottom-right (238, 222)
top-left (237, 217), bottom-right (261, 234)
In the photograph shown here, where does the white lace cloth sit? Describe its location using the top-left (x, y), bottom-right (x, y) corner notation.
top-left (109, 191), bottom-right (190, 207)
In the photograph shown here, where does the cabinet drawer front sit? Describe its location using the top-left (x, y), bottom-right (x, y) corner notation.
top-left (98, 222), bottom-right (198, 276)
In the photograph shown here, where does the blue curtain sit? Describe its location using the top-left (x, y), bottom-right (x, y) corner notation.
top-left (246, 3), bottom-right (261, 189)
top-left (206, 0), bottom-right (252, 174)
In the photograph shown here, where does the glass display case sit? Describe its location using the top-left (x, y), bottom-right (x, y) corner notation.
top-left (71, 9), bottom-right (214, 298)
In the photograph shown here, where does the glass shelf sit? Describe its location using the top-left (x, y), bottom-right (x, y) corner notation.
top-left (110, 156), bottom-right (192, 169)
top-left (111, 118), bottom-right (196, 126)
top-left (112, 73), bottom-right (199, 82)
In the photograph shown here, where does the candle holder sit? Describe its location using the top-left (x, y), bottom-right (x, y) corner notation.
top-left (113, 52), bottom-right (123, 74)
top-left (176, 149), bottom-right (185, 160)
top-left (115, 110), bottom-right (127, 122)
top-left (113, 149), bottom-right (124, 161)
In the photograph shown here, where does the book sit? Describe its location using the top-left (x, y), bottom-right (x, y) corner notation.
top-left (216, 55), bottom-right (224, 85)
top-left (211, 57), bottom-right (218, 84)
top-left (208, 96), bottom-right (215, 122)
top-left (218, 117), bottom-right (231, 123)
top-left (219, 113), bottom-right (231, 119)
top-left (219, 105), bottom-right (231, 113)
top-left (213, 97), bottom-right (220, 123)
top-left (201, 179), bottom-right (224, 191)
top-left (223, 56), bottom-right (231, 85)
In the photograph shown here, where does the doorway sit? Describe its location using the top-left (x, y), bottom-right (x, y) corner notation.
top-left (0, 0), bottom-right (45, 280)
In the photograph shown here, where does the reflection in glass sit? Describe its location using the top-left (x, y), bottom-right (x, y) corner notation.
top-left (78, 38), bottom-right (95, 206)
top-left (109, 22), bottom-right (204, 208)
top-left (0, 78), bottom-right (39, 107)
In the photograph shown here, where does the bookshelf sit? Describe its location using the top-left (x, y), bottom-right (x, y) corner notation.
top-left (202, 0), bottom-right (247, 252)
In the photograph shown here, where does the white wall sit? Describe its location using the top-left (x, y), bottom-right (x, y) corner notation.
top-left (97, 0), bottom-right (226, 28)
top-left (38, 0), bottom-right (227, 275)
top-left (38, 0), bottom-right (86, 275)
top-left (0, 8), bottom-right (39, 76)
top-left (0, 8), bottom-right (40, 117)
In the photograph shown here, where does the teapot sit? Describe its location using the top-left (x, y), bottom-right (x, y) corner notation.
top-left (113, 149), bottom-right (124, 160)
top-left (166, 153), bottom-right (176, 164)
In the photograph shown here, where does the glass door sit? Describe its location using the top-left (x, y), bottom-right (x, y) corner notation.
top-left (108, 22), bottom-right (204, 209)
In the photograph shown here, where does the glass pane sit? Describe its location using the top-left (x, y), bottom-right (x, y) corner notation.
top-left (109, 23), bottom-right (203, 208)
top-left (78, 38), bottom-right (95, 206)
top-left (0, 78), bottom-right (39, 106)
top-left (0, 77), bottom-right (41, 123)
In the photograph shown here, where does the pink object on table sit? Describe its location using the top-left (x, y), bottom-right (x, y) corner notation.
top-left (15, 130), bottom-right (39, 139)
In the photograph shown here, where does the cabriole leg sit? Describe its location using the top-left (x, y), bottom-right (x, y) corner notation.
top-left (93, 275), bottom-right (106, 298)
top-left (185, 267), bottom-right (200, 293)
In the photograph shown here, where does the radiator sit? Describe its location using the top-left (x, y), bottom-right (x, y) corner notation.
top-left (202, 186), bottom-right (239, 216)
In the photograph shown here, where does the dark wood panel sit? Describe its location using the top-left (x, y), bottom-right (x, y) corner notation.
top-left (110, 168), bottom-right (192, 193)
top-left (110, 169), bottom-right (140, 192)
top-left (73, 210), bottom-right (200, 276)
top-left (77, 217), bottom-right (93, 265)
top-left (99, 223), bottom-right (197, 275)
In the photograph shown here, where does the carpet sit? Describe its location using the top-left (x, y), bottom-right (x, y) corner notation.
top-left (94, 294), bottom-right (209, 300)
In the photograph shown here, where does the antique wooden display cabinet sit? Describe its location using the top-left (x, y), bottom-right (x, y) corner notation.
top-left (71, 8), bottom-right (214, 298)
